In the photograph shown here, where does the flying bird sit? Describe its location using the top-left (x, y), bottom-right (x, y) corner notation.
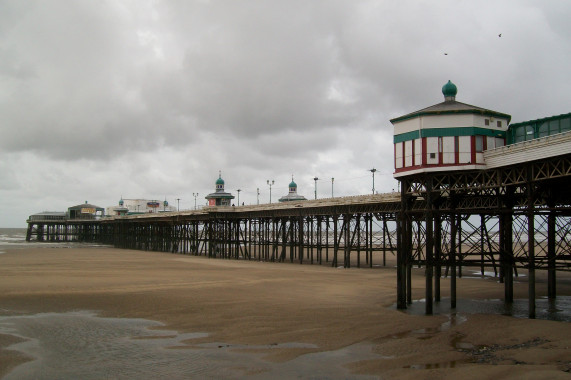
top-left (499, 33), bottom-right (502, 37)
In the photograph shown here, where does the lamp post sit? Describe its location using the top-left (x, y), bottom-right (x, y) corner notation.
top-left (236, 189), bottom-right (241, 206)
top-left (267, 180), bottom-right (274, 203)
top-left (331, 177), bottom-right (334, 198)
top-left (257, 188), bottom-right (260, 205)
top-left (192, 193), bottom-right (198, 210)
top-left (176, 198), bottom-right (181, 211)
top-left (369, 168), bottom-right (377, 194)
top-left (314, 177), bottom-right (319, 199)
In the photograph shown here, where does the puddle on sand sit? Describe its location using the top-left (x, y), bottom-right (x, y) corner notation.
top-left (384, 313), bottom-right (474, 370)
top-left (394, 296), bottom-right (571, 322)
top-left (404, 361), bottom-right (461, 370)
top-left (388, 312), bottom-right (468, 341)
top-left (1, 311), bottom-right (382, 380)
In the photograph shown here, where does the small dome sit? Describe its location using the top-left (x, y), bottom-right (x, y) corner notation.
top-left (163, 200), bottom-right (168, 207)
top-left (289, 180), bottom-right (297, 188)
top-left (215, 171), bottom-right (224, 186)
top-left (119, 198), bottom-right (124, 206)
top-left (442, 80), bottom-right (457, 98)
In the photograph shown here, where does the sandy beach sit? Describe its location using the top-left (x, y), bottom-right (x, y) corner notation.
top-left (0, 247), bottom-right (570, 379)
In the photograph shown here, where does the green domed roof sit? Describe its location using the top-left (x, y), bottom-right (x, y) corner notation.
top-left (215, 171), bottom-right (225, 185)
top-left (442, 80), bottom-right (457, 98)
top-left (289, 180), bottom-right (297, 188)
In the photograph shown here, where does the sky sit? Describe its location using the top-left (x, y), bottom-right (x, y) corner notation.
top-left (1, 0), bottom-right (570, 227)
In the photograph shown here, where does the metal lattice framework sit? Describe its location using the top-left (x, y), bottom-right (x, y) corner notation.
top-left (396, 154), bottom-right (571, 317)
top-left (94, 210), bottom-right (400, 270)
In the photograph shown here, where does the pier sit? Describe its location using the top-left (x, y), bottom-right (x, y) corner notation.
top-left (26, 146), bottom-right (571, 318)
top-left (25, 84), bottom-right (571, 318)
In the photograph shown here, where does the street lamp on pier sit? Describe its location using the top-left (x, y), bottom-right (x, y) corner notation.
top-left (369, 168), bottom-right (377, 194)
top-left (176, 198), bottom-right (181, 211)
top-left (314, 177), bottom-right (319, 199)
top-left (256, 188), bottom-right (260, 205)
top-left (192, 193), bottom-right (198, 210)
top-left (267, 180), bottom-right (274, 203)
top-left (331, 177), bottom-right (334, 198)
top-left (236, 189), bottom-right (241, 206)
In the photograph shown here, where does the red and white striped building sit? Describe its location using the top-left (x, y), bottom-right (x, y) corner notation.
top-left (391, 81), bottom-right (511, 177)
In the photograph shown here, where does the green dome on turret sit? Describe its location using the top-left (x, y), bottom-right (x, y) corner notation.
top-left (289, 180), bottom-right (297, 188)
top-left (442, 80), bottom-right (457, 99)
top-left (215, 170), bottom-right (224, 185)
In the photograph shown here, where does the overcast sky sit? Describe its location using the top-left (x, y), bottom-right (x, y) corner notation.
top-left (1, 0), bottom-right (570, 227)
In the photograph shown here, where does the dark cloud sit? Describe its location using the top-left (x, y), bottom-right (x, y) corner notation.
top-left (1, 0), bottom-right (570, 226)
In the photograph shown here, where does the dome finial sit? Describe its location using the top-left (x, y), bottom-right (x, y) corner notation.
top-left (442, 80), bottom-right (457, 101)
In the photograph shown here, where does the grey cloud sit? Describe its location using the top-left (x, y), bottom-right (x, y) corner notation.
top-left (1, 0), bottom-right (571, 226)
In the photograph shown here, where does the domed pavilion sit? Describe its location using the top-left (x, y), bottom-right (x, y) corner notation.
top-left (278, 176), bottom-right (307, 202)
top-left (205, 171), bottom-right (235, 206)
top-left (390, 80), bottom-right (511, 178)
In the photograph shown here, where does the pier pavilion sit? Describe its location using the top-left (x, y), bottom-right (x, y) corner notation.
top-left (278, 176), bottom-right (307, 202)
top-left (205, 172), bottom-right (235, 206)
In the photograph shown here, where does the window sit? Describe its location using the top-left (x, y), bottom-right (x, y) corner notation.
top-left (430, 153), bottom-right (436, 159)
top-left (497, 120), bottom-right (502, 128)
top-left (561, 117), bottom-right (570, 132)
top-left (539, 122), bottom-right (549, 138)
top-left (475, 136), bottom-right (484, 152)
top-left (549, 120), bottom-right (560, 135)
top-left (514, 126), bottom-right (526, 143)
top-left (485, 119), bottom-right (490, 126)
top-left (525, 125), bottom-right (535, 140)
top-left (438, 136), bottom-right (443, 153)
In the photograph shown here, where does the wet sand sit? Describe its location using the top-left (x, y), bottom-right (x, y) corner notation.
top-left (0, 247), bottom-right (570, 379)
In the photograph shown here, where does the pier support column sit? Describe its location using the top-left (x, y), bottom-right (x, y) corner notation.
top-left (547, 209), bottom-right (556, 299)
top-left (298, 215), bottom-right (304, 264)
top-left (500, 211), bottom-right (514, 303)
top-left (425, 176), bottom-right (434, 315)
top-left (450, 211), bottom-right (457, 309)
top-left (434, 211), bottom-right (442, 303)
top-left (396, 180), bottom-right (408, 310)
top-left (333, 215), bottom-right (339, 267)
top-left (527, 173), bottom-right (536, 319)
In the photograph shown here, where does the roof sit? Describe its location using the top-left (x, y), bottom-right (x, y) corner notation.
top-left (390, 100), bottom-right (511, 124)
top-left (205, 191), bottom-right (235, 199)
top-left (30, 211), bottom-right (67, 216)
top-left (279, 193), bottom-right (307, 202)
top-left (509, 112), bottom-right (571, 128)
top-left (68, 203), bottom-right (104, 211)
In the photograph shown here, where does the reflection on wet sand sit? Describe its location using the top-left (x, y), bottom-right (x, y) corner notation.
top-left (1, 311), bottom-right (381, 380)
